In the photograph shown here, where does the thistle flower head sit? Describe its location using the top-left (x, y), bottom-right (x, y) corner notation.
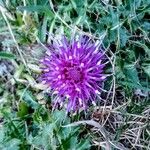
top-left (40, 35), bottom-right (107, 112)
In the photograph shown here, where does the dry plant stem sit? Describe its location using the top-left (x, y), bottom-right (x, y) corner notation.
top-left (0, 6), bottom-right (30, 74)
top-left (19, 83), bottom-right (30, 103)
top-left (101, 49), bottom-right (116, 126)
top-left (63, 120), bottom-right (112, 150)
top-left (22, 0), bottom-right (27, 25)
top-left (109, 50), bottom-right (116, 108)
top-left (134, 128), bottom-right (142, 147)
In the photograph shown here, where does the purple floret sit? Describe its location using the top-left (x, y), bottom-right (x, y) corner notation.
top-left (40, 35), bottom-right (107, 112)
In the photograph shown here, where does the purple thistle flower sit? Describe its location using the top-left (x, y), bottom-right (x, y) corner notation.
top-left (40, 35), bottom-right (107, 112)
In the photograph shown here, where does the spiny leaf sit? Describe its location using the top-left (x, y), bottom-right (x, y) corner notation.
top-left (123, 64), bottom-right (140, 84)
top-left (0, 51), bottom-right (15, 59)
top-left (129, 40), bottom-right (150, 57)
top-left (20, 90), bottom-right (40, 109)
top-left (17, 5), bottom-right (54, 17)
top-left (17, 102), bottom-right (29, 118)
